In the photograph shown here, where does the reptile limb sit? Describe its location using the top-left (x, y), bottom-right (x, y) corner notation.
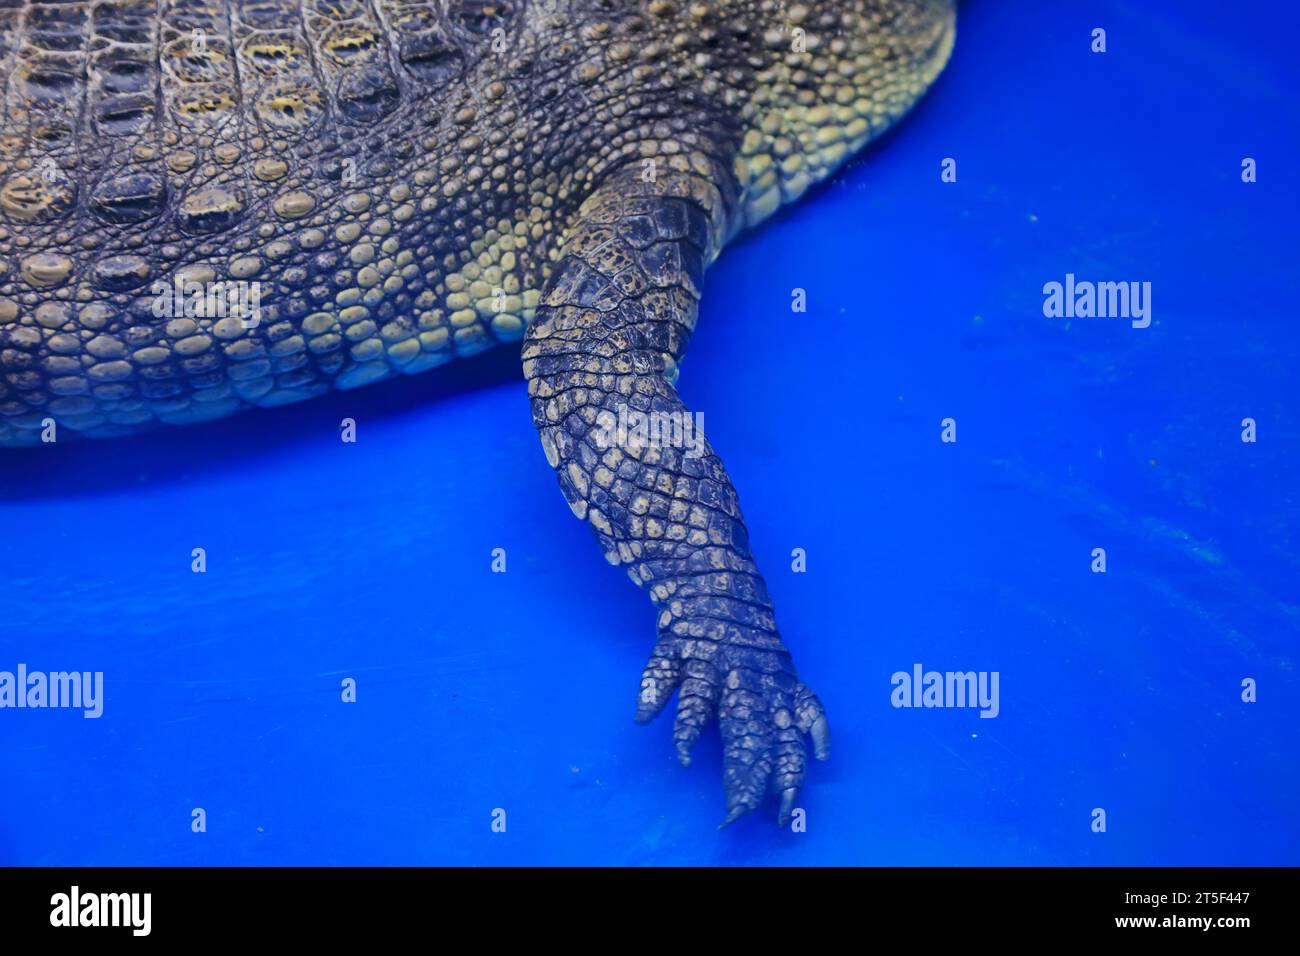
top-left (522, 157), bottom-right (829, 826)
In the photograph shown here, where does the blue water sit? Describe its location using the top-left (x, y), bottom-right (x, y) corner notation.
top-left (2, 1), bottom-right (1297, 866)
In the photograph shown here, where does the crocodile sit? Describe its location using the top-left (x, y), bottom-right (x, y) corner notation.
top-left (0, 0), bottom-right (955, 824)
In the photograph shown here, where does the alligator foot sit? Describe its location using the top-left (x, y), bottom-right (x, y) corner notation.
top-left (636, 627), bottom-right (831, 827)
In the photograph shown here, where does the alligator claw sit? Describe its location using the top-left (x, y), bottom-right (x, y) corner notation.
top-left (777, 787), bottom-right (798, 827)
top-left (637, 632), bottom-right (829, 826)
top-left (811, 714), bottom-right (832, 762)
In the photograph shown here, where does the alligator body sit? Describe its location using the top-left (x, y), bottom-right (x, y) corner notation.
top-left (0, 0), bottom-right (954, 823)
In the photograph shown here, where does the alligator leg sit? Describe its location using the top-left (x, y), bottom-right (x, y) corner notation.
top-left (522, 157), bottom-right (830, 826)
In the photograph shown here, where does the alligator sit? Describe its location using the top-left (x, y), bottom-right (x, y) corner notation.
top-left (0, 0), bottom-right (955, 825)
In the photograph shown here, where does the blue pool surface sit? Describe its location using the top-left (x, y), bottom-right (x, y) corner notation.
top-left (1, 1), bottom-right (1297, 865)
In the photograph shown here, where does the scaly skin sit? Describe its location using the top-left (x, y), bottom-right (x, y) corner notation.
top-left (0, 0), bottom-right (954, 823)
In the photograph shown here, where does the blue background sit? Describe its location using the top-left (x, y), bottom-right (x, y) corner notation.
top-left (2, 0), bottom-right (1296, 865)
